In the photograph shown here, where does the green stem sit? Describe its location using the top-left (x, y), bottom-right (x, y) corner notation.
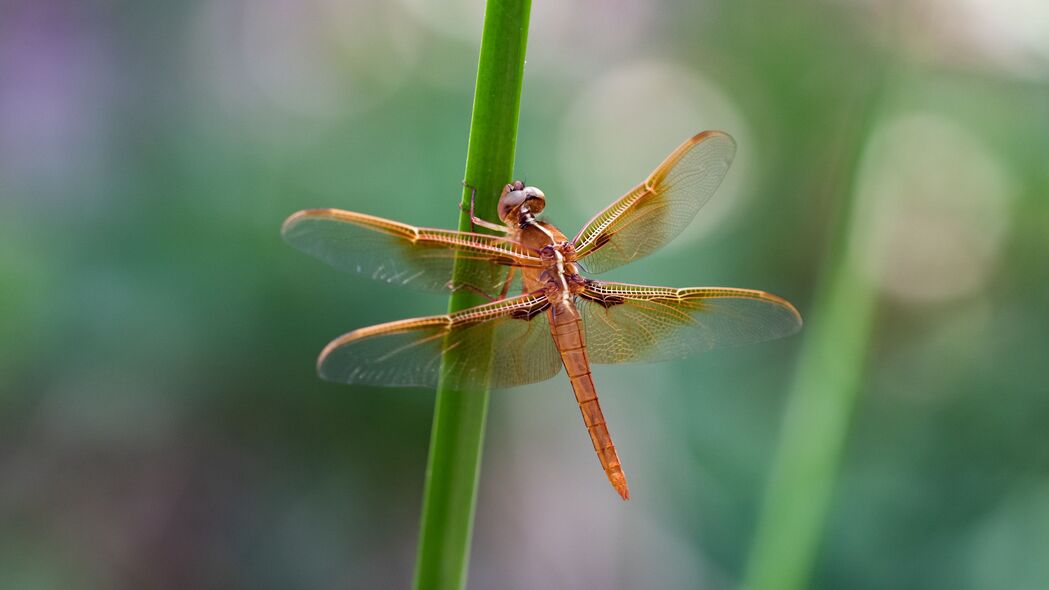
top-left (412, 2), bottom-right (532, 589)
top-left (742, 89), bottom-right (885, 590)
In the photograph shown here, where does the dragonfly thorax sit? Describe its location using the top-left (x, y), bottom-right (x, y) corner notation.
top-left (538, 242), bottom-right (578, 264)
top-left (538, 242), bottom-right (583, 291)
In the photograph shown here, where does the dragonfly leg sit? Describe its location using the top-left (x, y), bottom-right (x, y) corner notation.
top-left (497, 266), bottom-right (516, 300)
top-left (461, 182), bottom-right (510, 234)
top-left (449, 281), bottom-right (499, 302)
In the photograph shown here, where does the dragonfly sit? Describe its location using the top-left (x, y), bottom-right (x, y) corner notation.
top-left (282, 131), bottom-right (801, 500)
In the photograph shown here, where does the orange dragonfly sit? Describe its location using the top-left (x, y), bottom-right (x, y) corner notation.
top-left (282, 131), bottom-right (801, 500)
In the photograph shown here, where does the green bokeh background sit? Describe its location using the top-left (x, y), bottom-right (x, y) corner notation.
top-left (2, 1), bottom-right (1047, 588)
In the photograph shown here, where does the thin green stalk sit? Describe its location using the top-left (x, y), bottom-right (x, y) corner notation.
top-left (412, 2), bottom-right (532, 589)
top-left (742, 90), bottom-right (885, 590)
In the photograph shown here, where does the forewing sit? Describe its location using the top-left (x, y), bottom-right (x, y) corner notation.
top-left (579, 281), bottom-right (801, 364)
top-left (573, 131), bottom-right (736, 274)
top-left (282, 209), bottom-right (540, 294)
top-left (318, 292), bottom-right (561, 390)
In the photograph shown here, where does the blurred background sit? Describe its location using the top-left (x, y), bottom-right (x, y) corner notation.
top-left (2, 0), bottom-right (1048, 588)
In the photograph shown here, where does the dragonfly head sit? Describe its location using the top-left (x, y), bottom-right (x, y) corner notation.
top-left (498, 181), bottom-right (546, 223)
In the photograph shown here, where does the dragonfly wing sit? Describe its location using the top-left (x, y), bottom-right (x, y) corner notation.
top-left (319, 292), bottom-right (561, 390)
top-left (579, 281), bottom-right (801, 364)
top-left (282, 209), bottom-right (540, 294)
top-left (573, 131), bottom-right (736, 274)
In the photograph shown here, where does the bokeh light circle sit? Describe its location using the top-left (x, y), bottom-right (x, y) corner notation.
top-left (556, 60), bottom-right (753, 251)
top-left (858, 112), bottom-right (1014, 303)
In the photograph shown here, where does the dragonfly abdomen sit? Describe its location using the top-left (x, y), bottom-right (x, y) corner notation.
top-left (549, 301), bottom-right (630, 500)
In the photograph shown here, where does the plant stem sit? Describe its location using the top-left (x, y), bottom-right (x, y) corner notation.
top-left (742, 89), bottom-right (884, 590)
top-left (412, 1), bottom-right (532, 589)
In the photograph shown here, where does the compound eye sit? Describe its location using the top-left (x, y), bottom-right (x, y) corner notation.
top-left (498, 183), bottom-right (547, 221)
top-left (522, 186), bottom-right (546, 214)
top-left (497, 192), bottom-right (525, 221)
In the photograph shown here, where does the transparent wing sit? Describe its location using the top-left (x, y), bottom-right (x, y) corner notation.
top-left (573, 131), bottom-right (736, 274)
top-left (318, 292), bottom-right (561, 390)
top-left (282, 209), bottom-right (541, 294)
top-left (578, 281), bottom-right (801, 364)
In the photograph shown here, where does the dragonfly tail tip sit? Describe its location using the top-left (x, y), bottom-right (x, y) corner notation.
top-left (610, 472), bottom-right (630, 500)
